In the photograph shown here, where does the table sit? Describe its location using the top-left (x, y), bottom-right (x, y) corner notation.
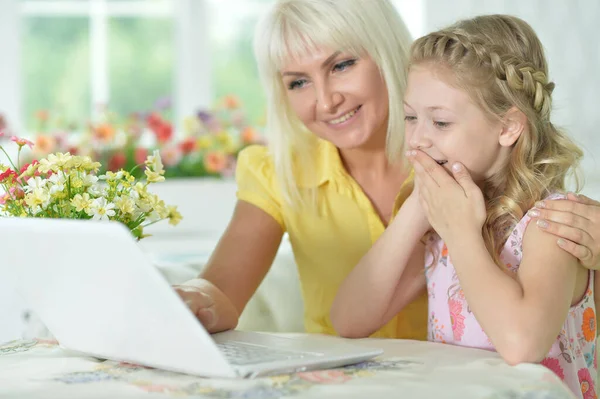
top-left (0, 335), bottom-right (575, 399)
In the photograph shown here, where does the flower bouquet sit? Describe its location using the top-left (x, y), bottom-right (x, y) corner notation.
top-left (0, 131), bottom-right (182, 240)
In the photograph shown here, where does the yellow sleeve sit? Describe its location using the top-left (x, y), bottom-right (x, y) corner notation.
top-left (235, 145), bottom-right (286, 231)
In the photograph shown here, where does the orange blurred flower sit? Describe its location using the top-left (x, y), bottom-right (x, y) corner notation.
top-left (223, 95), bottom-right (240, 109)
top-left (34, 135), bottom-right (57, 155)
top-left (94, 123), bottom-right (115, 143)
top-left (204, 151), bottom-right (227, 173)
top-left (35, 110), bottom-right (49, 122)
top-left (241, 127), bottom-right (258, 144)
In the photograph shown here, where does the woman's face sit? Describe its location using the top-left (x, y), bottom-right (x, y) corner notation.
top-left (281, 48), bottom-right (389, 150)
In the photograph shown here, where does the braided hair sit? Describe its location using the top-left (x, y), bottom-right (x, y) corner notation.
top-left (411, 15), bottom-right (583, 265)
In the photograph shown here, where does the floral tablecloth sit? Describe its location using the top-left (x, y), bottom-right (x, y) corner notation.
top-left (0, 336), bottom-right (576, 399)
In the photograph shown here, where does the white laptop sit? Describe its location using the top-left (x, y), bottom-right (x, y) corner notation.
top-left (0, 218), bottom-right (382, 378)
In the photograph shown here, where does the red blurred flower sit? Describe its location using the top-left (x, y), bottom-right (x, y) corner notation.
top-left (179, 138), bottom-right (196, 155)
top-left (108, 152), bottom-right (126, 171)
top-left (134, 148), bottom-right (148, 165)
top-left (0, 168), bottom-right (17, 183)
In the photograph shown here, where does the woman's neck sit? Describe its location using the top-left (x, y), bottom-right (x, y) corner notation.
top-left (339, 146), bottom-right (397, 180)
top-left (337, 129), bottom-right (405, 180)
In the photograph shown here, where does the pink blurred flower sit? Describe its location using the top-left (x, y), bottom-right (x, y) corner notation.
top-left (11, 136), bottom-right (34, 149)
top-left (161, 146), bottom-right (182, 167)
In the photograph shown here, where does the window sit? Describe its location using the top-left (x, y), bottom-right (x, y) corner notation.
top-left (1, 0), bottom-right (424, 133)
top-left (20, 0), bottom-right (174, 131)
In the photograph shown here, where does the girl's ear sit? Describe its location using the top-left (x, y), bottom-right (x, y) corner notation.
top-left (499, 107), bottom-right (526, 147)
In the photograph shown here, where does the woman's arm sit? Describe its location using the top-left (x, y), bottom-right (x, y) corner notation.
top-left (174, 200), bottom-right (284, 333)
top-left (530, 193), bottom-right (600, 269)
top-left (331, 192), bottom-right (429, 338)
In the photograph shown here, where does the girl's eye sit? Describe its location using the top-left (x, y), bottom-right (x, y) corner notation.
top-left (288, 79), bottom-right (307, 90)
top-left (404, 115), bottom-right (417, 122)
top-left (332, 59), bottom-right (356, 72)
top-left (434, 121), bottom-right (451, 128)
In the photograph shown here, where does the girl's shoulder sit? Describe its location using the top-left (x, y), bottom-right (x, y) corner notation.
top-left (501, 191), bottom-right (568, 271)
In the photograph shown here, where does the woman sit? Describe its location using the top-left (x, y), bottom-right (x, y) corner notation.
top-left (175, 0), bottom-right (600, 339)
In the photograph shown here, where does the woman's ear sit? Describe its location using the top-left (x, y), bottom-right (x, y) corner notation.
top-left (499, 107), bottom-right (527, 147)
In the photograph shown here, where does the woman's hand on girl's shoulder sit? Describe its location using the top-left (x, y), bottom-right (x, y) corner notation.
top-left (530, 192), bottom-right (600, 270)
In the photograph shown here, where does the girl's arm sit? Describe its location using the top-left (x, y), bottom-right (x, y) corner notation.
top-left (595, 273), bottom-right (600, 336)
top-left (408, 151), bottom-right (585, 365)
top-left (331, 192), bottom-right (429, 338)
top-left (447, 220), bottom-right (582, 365)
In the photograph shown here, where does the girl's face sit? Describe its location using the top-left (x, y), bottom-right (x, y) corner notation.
top-left (404, 64), bottom-right (513, 183)
top-left (281, 48), bottom-right (389, 150)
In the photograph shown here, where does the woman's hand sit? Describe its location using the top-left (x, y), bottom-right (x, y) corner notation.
top-left (530, 192), bottom-right (600, 269)
top-left (407, 150), bottom-right (486, 246)
top-left (173, 278), bottom-right (239, 333)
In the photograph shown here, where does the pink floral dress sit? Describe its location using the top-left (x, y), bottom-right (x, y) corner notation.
top-left (425, 195), bottom-right (597, 399)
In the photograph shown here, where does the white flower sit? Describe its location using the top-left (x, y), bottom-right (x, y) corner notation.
top-left (48, 152), bottom-right (72, 168)
top-left (113, 196), bottom-right (135, 214)
top-left (71, 193), bottom-right (93, 212)
top-left (25, 176), bottom-right (47, 193)
top-left (145, 150), bottom-right (164, 175)
top-left (87, 197), bottom-right (116, 221)
top-left (147, 211), bottom-right (161, 222)
top-left (81, 173), bottom-right (99, 187)
top-left (48, 173), bottom-right (66, 195)
top-left (24, 187), bottom-right (50, 209)
top-left (87, 183), bottom-right (107, 197)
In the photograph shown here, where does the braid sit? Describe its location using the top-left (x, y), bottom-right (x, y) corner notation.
top-left (413, 31), bottom-right (555, 120)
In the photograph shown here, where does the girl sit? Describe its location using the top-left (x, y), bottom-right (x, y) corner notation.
top-left (331, 14), bottom-right (596, 398)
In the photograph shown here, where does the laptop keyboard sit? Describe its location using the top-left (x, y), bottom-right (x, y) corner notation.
top-left (216, 341), bottom-right (321, 366)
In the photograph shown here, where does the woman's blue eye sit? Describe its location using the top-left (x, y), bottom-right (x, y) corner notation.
top-left (332, 59), bottom-right (356, 72)
top-left (404, 116), bottom-right (417, 122)
top-left (288, 79), bottom-right (307, 90)
top-left (434, 121), bottom-right (451, 128)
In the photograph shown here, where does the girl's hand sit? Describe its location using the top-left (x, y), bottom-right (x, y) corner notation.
top-left (407, 150), bottom-right (486, 246)
top-left (530, 192), bottom-right (600, 269)
top-left (405, 175), bottom-right (432, 234)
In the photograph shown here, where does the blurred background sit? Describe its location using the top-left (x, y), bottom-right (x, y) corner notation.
top-left (0, 0), bottom-right (597, 188)
top-left (0, 0), bottom-right (598, 342)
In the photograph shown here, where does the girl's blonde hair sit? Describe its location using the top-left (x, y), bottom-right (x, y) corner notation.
top-left (411, 15), bottom-right (583, 265)
top-left (253, 0), bottom-right (413, 207)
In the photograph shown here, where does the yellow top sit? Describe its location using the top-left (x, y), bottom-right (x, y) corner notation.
top-left (235, 140), bottom-right (427, 339)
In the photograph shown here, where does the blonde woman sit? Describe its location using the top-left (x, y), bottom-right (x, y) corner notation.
top-left (176, 1), bottom-right (600, 340)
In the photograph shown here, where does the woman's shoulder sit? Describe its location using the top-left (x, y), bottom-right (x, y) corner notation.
top-left (237, 144), bottom-right (276, 178)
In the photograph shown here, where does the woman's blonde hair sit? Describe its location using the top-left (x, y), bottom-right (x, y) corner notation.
top-left (253, 0), bottom-right (412, 207)
top-left (411, 15), bottom-right (583, 265)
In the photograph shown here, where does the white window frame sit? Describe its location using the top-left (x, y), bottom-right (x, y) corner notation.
top-left (0, 0), bottom-right (210, 132)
